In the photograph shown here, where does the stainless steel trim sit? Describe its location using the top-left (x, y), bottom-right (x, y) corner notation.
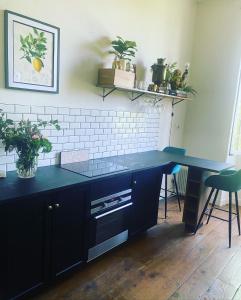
top-left (91, 189), bottom-right (132, 206)
top-left (94, 202), bottom-right (133, 219)
top-left (119, 195), bottom-right (131, 202)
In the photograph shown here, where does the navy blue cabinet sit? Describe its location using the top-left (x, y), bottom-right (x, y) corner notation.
top-left (50, 187), bottom-right (87, 279)
top-left (0, 186), bottom-right (87, 300)
top-left (0, 196), bottom-right (47, 300)
top-left (130, 168), bottom-right (162, 236)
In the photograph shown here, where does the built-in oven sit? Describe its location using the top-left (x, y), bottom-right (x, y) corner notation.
top-left (87, 187), bottom-right (133, 261)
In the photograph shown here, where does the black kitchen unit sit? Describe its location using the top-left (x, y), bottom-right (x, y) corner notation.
top-left (0, 150), bottom-right (231, 300)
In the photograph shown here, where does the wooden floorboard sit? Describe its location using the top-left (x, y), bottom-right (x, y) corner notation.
top-left (34, 199), bottom-right (241, 300)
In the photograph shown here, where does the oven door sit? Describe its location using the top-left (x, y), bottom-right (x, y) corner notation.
top-left (88, 201), bottom-right (133, 248)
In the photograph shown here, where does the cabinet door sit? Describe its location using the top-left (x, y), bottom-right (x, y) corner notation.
top-left (51, 187), bottom-right (87, 279)
top-left (130, 168), bottom-right (162, 236)
top-left (4, 196), bottom-right (47, 300)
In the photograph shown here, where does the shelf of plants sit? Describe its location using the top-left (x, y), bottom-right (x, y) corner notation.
top-left (97, 84), bottom-right (191, 106)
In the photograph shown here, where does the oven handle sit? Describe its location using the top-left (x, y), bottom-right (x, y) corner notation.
top-left (94, 202), bottom-right (133, 220)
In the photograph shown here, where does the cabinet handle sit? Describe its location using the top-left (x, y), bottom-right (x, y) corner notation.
top-left (94, 202), bottom-right (133, 219)
top-left (48, 205), bottom-right (53, 210)
top-left (55, 203), bottom-right (60, 208)
top-left (133, 180), bottom-right (137, 185)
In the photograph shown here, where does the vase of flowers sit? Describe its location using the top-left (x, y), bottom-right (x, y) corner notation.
top-left (0, 110), bottom-right (60, 178)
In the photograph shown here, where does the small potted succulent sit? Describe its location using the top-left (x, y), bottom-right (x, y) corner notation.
top-left (109, 36), bottom-right (137, 70)
top-left (0, 110), bottom-right (60, 178)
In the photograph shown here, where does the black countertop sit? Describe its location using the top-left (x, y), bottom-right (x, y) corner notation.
top-left (0, 150), bottom-right (232, 204)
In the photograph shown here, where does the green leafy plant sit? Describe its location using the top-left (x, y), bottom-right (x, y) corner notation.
top-left (164, 62), bottom-right (197, 95)
top-left (165, 62), bottom-right (177, 84)
top-left (0, 110), bottom-right (60, 174)
top-left (20, 28), bottom-right (47, 71)
top-left (109, 36), bottom-right (137, 61)
top-left (181, 84), bottom-right (197, 96)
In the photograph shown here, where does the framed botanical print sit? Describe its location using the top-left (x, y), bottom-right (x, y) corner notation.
top-left (4, 10), bottom-right (60, 93)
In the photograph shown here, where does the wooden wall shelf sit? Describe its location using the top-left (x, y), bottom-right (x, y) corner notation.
top-left (97, 84), bottom-right (191, 106)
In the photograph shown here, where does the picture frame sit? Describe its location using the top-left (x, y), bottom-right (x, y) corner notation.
top-left (4, 10), bottom-right (60, 93)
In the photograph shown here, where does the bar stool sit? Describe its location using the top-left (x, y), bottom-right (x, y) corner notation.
top-left (160, 146), bottom-right (186, 218)
top-left (195, 169), bottom-right (241, 248)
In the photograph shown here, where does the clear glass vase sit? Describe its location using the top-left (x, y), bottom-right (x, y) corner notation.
top-left (16, 155), bottom-right (38, 178)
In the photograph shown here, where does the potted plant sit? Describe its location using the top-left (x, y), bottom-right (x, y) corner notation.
top-left (167, 63), bottom-right (197, 96)
top-left (109, 36), bottom-right (137, 70)
top-left (0, 110), bottom-right (60, 178)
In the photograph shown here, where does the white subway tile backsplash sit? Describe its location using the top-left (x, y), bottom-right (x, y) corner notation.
top-left (69, 136), bottom-right (80, 143)
top-left (86, 116), bottom-right (95, 123)
top-left (15, 105), bottom-right (30, 114)
top-left (81, 123), bottom-right (90, 129)
top-left (70, 123), bottom-right (81, 129)
top-left (23, 114), bottom-right (37, 121)
top-left (75, 116), bottom-right (85, 122)
top-left (100, 110), bottom-right (108, 117)
top-left (58, 136), bottom-right (69, 143)
top-left (0, 104), bottom-right (15, 113)
top-left (58, 107), bottom-right (69, 115)
top-left (0, 103), bottom-right (160, 171)
top-left (64, 129), bottom-right (75, 136)
top-left (75, 129), bottom-right (86, 135)
top-left (63, 143), bottom-right (75, 150)
top-left (52, 114), bottom-right (64, 122)
top-left (109, 111), bottom-right (116, 117)
top-left (81, 109), bottom-right (91, 116)
top-left (45, 106), bottom-right (57, 114)
top-left (64, 115), bottom-right (75, 122)
top-left (31, 106), bottom-right (45, 114)
top-left (7, 113), bottom-right (22, 121)
top-left (90, 110), bottom-right (98, 116)
top-left (70, 108), bottom-right (81, 115)
top-left (38, 114), bottom-right (51, 122)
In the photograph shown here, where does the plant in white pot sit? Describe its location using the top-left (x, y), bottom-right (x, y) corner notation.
top-left (109, 36), bottom-right (137, 71)
top-left (0, 110), bottom-right (60, 178)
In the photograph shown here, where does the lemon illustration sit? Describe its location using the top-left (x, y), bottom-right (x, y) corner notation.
top-left (32, 58), bottom-right (43, 72)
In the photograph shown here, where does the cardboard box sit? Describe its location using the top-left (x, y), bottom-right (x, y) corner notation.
top-left (98, 68), bottom-right (135, 89)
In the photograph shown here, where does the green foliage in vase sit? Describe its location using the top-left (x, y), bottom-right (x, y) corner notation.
top-left (109, 36), bottom-right (137, 61)
top-left (20, 28), bottom-right (47, 71)
top-left (0, 110), bottom-right (60, 171)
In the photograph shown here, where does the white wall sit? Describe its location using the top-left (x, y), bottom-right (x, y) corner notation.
top-left (183, 0), bottom-right (241, 161)
top-left (0, 0), bottom-right (197, 151)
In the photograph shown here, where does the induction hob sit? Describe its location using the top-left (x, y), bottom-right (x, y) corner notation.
top-left (60, 159), bottom-right (128, 178)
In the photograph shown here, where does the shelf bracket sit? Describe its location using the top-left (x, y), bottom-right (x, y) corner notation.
top-left (154, 96), bottom-right (164, 105)
top-left (130, 91), bottom-right (145, 101)
top-left (102, 87), bottom-right (117, 101)
top-left (172, 99), bottom-right (185, 106)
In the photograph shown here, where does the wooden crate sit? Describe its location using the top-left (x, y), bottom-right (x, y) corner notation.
top-left (98, 68), bottom-right (135, 89)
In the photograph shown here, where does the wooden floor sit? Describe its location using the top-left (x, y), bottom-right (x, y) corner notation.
top-left (34, 199), bottom-right (241, 300)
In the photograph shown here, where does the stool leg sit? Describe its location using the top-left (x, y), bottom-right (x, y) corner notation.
top-left (194, 188), bottom-right (215, 234)
top-left (235, 192), bottom-right (241, 236)
top-left (165, 174), bottom-right (167, 219)
top-left (229, 192), bottom-right (232, 248)
top-left (207, 189), bottom-right (219, 224)
top-left (173, 174), bottom-right (181, 212)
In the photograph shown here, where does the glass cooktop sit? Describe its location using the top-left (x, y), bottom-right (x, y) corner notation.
top-left (61, 159), bottom-right (128, 178)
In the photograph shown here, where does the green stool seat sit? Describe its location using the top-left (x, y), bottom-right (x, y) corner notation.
top-left (195, 169), bottom-right (241, 248)
top-left (205, 170), bottom-right (241, 192)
